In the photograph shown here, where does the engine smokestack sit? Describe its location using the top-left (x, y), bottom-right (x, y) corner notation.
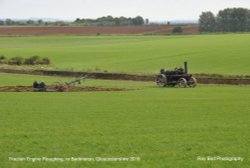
top-left (184, 61), bottom-right (188, 73)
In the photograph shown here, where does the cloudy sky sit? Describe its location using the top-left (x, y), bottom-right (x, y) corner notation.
top-left (0, 0), bottom-right (249, 21)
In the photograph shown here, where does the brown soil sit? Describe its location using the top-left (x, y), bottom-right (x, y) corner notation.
top-left (1, 68), bottom-right (250, 85)
top-left (0, 86), bottom-right (127, 92)
top-left (0, 25), bottom-right (198, 35)
top-left (182, 26), bottom-right (199, 34)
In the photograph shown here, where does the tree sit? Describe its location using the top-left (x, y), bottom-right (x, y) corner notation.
top-left (172, 26), bottom-right (183, 33)
top-left (132, 16), bottom-right (144, 25)
top-left (248, 10), bottom-right (250, 31)
top-left (145, 18), bottom-right (149, 25)
top-left (217, 8), bottom-right (249, 32)
top-left (38, 19), bottom-right (44, 25)
top-left (216, 8), bottom-right (233, 32)
top-left (0, 20), bottom-right (4, 25)
top-left (26, 20), bottom-right (35, 25)
top-left (199, 11), bottom-right (216, 32)
top-left (5, 19), bottom-right (13, 25)
top-left (114, 18), bottom-right (121, 25)
top-left (75, 18), bottom-right (81, 23)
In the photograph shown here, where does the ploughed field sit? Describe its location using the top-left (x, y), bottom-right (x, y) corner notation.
top-left (0, 25), bottom-right (198, 35)
top-left (0, 73), bottom-right (250, 168)
top-left (0, 34), bottom-right (250, 75)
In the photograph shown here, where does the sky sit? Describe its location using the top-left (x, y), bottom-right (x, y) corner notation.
top-left (0, 0), bottom-right (250, 21)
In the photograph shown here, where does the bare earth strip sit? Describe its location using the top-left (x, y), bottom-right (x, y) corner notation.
top-left (0, 25), bottom-right (198, 35)
top-left (1, 68), bottom-right (250, 85)
top-left (0, 86), bottom-right (127, 92)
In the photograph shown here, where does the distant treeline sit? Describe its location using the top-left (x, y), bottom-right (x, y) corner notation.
top-left (74, 16), bottom-right (146, 26)
top-left (0, 16), bottom-right (147, 26)
top-left (199, 8), bottom-right (250, 32)
top-left (0, 19), bottom-right (68, 26)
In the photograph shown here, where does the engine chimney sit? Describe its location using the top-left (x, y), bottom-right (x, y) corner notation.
top-left (184, 61), bottom-right (188, 73)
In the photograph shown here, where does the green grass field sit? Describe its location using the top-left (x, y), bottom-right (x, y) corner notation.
top-left (1, 33), bottom-right (249, 167)
top-left (1, 34), bottom-right (250, 75)
top-left (0, 73), bottom-right (250, 167)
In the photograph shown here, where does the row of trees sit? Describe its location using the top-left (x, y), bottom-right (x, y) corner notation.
top-left (0, 19), bottom-right (44, 25)
top-left (0, 19), bottom-right (68, 26)
top-left (0, 16), bottom-right (147, 26)
top-left (75, 16), bottom-right (145, 26)
top-left (199, 8), bottom-right (250, 32)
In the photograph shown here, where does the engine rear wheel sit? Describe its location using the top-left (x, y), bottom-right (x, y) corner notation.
top-left (178, 78), bottom-right (187, 88)
top-left (188, 77), bottom-right (197, 87)
top-left (156, 74), bottom-right (167, 86)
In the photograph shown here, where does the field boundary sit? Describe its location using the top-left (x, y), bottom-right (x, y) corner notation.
top-left (1, 68), bottom-right (250, 85)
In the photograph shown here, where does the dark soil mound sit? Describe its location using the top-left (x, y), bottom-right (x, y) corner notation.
top-left (0, 86), bottom-right (127, 92)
